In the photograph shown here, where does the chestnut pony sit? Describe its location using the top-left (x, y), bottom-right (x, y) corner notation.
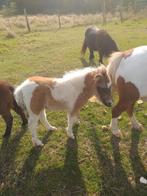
top-left (15, 65), bottom-right (112, 146)
top-left (0, 81), bottom-right (27, 137)
top-left (107, 46), bottom-right (147, 137)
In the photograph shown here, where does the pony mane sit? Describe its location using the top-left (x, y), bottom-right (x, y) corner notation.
top-left (62, 67), bottom-right (97, 81)
top-left (107, 52), bottom-right (123, 83)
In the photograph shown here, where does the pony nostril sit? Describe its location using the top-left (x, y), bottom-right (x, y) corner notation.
top-left (107, 101), bottom-right (112, 107)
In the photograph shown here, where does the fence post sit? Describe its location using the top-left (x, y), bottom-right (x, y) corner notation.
top-left (102, 0), bottom-right (107, 25)
top-left (24, 8), bottom-right (31, 32)
top-left (119, 6), bottom-right (123, 23)
top-left (58, 12), bottom-right (61, 29)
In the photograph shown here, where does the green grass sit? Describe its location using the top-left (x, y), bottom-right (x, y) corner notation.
top-left (0, 17), bottom-right (147, 196)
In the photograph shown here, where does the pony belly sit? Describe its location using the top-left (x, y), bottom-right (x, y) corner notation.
top-left (45, 101), bottom-right (68, 111)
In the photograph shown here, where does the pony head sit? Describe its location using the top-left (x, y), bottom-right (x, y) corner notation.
top-left (94, 65), bottom-right (112, 107)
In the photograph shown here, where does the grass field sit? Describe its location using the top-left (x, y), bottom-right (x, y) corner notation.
top-left (0, 15), bottom-right (147, 196)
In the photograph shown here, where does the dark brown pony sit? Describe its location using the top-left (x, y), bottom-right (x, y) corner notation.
top-left (81, 26), bottom-right (119, 64)
top-left (0, 80), bottom-right (27, 137)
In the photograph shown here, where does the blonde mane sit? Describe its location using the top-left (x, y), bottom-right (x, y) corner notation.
top-left (107, 52), bottom-right (123, 84)
top-left (62, 67), bottom-right (97, 81)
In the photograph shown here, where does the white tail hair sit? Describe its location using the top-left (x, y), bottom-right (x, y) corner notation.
top-left (107, 52), bottom-right (123, 84)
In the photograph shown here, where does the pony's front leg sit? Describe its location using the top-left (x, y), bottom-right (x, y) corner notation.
top-left (99, 51), bottom-right (103, 64)
top-left (66, 113), bottom-right (78, 139)
top-left (110, 101), bottom-right (126, 137)
top-left (28, 114), bottom-right (43, 146)
top-left (89, 49), bottom-right (94, 60)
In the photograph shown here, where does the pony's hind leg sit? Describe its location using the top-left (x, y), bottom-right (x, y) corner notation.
top-left (127, 101), bottom-right (143, 131)
top-left (39, 110), bottom-right (57, 131)
top-left (89, 49), bottom-right (94, 60)
top-left (28, 114), bottom-right (43, 146)
top-left (99, 51), bottom-right (103, 64)
top-left (2, 112), bottom-right (13, 137)
top-left (12, 98), bottom-right (28, 126)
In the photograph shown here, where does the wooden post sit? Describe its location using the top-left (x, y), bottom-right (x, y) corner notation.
top-left (24, 8), bottom-right (31, 32)
top-left (58, 12), bottom-right (61, 29)
top-left (119, 6), bottom-right (123, 23)
top-left (102, 0), bottom-right (107, 25)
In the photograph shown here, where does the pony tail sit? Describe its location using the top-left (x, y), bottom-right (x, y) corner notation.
top-left (81, 38), bottom-right (87, 56)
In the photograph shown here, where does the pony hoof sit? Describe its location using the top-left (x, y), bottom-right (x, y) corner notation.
top-left (112, 130), bottom-right (122, 138)
top-left (140, 177), bottom-right (147, 184)
top-left (21, 123), bottom-right (28, 129)
top-left (66, 128), bottom-right (75, 139)
top-left (132, 124), bottom-right (144, 131)
top-left (48, 126), bottom-right (57, 131)
top-left (77, 120), bottom-right (80, 124)
top-left (68, 134), bottom-right (75, 139)
top-left (3, 133), bottom-right (10, 138)
top-left (32, 139), bottom-right (44, 147)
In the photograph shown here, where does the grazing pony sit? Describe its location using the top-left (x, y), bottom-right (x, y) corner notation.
top-left (14, 65), bottom-right (112, 146)
top-left (107, 46), bottom-right (147, 137)
top-left (81, 26), bottom-right (119, 64)
top-left (0, 81), bottom-right (27, 137)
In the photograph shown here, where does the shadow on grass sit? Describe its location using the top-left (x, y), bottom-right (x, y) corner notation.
top-left (0, 126), bottom-right (27, 186)
top-left (12, 131), bottom-right (52, 196)
top-left (89, 127), bottom-right (136, 196)
top-left (61, 126), bottom-right (87, 195)
top-left (130, 129), bottom-right (147, 195)
top-left (1, 124), bottom-right (146, 195)
top-left (5, 125), bottom-right (87, 196)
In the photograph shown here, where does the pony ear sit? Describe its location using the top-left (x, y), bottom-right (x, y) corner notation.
top-left (99, 63), bottom-right (106, 69)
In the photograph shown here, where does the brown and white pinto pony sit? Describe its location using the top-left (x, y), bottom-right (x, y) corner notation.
top-left (14, 65), bottom-right (112, 146)
top-left (107, 46), bottom-right (147, 137)
top-left (0, 80), bottom-right (27, 137)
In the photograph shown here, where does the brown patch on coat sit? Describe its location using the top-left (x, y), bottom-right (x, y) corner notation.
top-left (71, 67), bottom-right (110, 115)
top-left (30, 84), bottom-right (66, 115)
top-left (122, 48), bottom-right (134, 59)
top-left (71, 72), bottom-right (96, 115)
top-left (29, 76), bottom-right (56, 87)
top-left (112, 76), bottom-right (139, 118)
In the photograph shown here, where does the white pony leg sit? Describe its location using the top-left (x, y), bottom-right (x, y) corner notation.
top-left (28, 114), bottom-right (43, 146)
top-left (130, 114), bottom-right (143, 130)
top-left (110, 118), bottom-right (121, 137)
top-left (66, 113), bottom-right (76, 139)
top-left (72, 115), bottom-right (80, 124)
top-left (39, 110), bottom-right (57, 131)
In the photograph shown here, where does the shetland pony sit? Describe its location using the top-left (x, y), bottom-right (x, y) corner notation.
top-left (14, 65), bottom-right (112, 146)
top-left (81, 26), bottom-right (119, 64)
top-left (0, 80), bottom-right (27, 137)
top-left (107, 46), bottom-right (147, 137)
